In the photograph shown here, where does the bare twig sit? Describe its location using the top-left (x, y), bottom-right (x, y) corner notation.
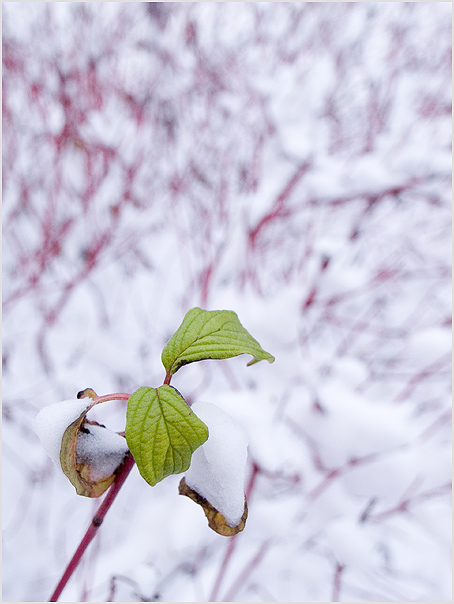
top-left (209, 462), bottom-right (260, 602)
top-left (49, 453), bottom-right (135, 602)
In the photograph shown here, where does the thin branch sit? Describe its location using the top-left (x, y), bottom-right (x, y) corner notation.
top-left (49, 453), bottom-right (135, 602)
top-left (222, 540), bottom-right (272, 602)
top-left (209, 462), bottom-right (260, 602)
top-left (332, 563), bottom-right (344, 602)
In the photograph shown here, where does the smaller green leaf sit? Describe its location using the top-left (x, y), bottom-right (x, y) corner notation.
top-left (161, 307), bottom-right (275, 376)
top-left (125, 386), bottom-right (209, 487)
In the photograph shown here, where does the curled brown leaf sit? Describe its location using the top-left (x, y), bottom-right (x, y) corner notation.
top-left (179, 477), bottom-right (248, 536)
top-left (60, 412), bottom-right (127, 498)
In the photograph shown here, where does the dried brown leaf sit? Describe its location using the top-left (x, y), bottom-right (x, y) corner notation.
top-left (179, 477), bottom-right (248, 536)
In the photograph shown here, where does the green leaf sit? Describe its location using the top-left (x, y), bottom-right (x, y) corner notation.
top-left (125, 385), bottom-right (209, 487)
top-left (161, 307), bottom-right (275, 376)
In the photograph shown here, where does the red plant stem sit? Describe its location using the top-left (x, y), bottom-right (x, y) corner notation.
top-left (332, 563), bottom-right (344, 602)
top-left (209, 462), bottom-right (260, 602)
top-left (222, 540), bottom-right (272, 602)
top-left (209, 534), bottom-right (238, 603)
top-left (94, 393), bottom-right (130, 404)
top-left (49, 453), bottom-right (135, 602)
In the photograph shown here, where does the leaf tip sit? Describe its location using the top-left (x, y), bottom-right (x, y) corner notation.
top-left (246, 352), bottom-right (275, 367)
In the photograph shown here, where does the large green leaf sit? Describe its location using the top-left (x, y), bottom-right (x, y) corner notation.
top-left (161, 307), bottom-right (275, 376)
top-left (125, 386), bottom-right (208, 487)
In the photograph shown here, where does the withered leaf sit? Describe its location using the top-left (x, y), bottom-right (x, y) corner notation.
top-left (60, 412), bottom-right (128, 498)
top-left (179, 477), bottom-right (248, 537)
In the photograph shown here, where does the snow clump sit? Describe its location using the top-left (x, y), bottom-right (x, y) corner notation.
top-left (35, 399), bottom-right (90, 469)
top-left (185, 402), bottom-right (249, 527)
top-left (76, 423), bottom-right (129, 481)
top-left (35, 399), bottom-right (129, 480)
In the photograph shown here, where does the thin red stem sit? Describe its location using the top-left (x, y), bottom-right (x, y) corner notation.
top-left (332, 563), bottom-right (344, 602)
top-left (222, 540), bottom-right (272, 602)
top-left (49, 452), bottom-right (135, 602)
top-left (209, 535), bottom-right (238, 603)
top-left (94, 393), bottom-right (130, 404)
top-left (209, 462), bottom-right (260, 602)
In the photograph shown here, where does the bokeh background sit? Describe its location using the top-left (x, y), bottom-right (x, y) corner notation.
top-left (3, 3), bottom-right (451, 602)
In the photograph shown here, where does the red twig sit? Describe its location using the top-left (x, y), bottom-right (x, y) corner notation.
top-left (366, 481), bottom-right (452, 522)
top-left (332, 563), bottom-right (344, 602)
top-left (393, 352), bottom-right (451, 403)
top-left (248, 161), bottom-right (311, 248)
top-left (221, 540), bottom-right (272, 602)
top-left (49, 453), bottom-right (135, 602)
top-left (209, 533), bottom-right (238, 604)
top-left (209, 462), bottom-right (260, 602)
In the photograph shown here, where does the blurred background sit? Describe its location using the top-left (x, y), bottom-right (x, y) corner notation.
top-left (3, 3), bottom-right (451, 602)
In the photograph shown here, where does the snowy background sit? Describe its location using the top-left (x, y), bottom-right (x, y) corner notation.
top-left (2, 3), bottom-right (452, 602)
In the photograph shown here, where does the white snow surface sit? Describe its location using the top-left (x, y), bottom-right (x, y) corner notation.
top-left (76, 423), bottom-right (129, 481)
top-left (34, 399), bottom-right (90, 470)
top-left (185, 402), bottom-right (248, 527)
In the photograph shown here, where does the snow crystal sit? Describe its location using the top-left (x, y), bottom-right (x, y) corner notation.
top-left (185, 402), bottom-right (249, 527)
top-left (34, 399), bottom-right (91, 470)
top-left (76, 423), bottom-right (129, 481)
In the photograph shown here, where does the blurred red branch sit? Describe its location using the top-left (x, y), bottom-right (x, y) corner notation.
top-left (222, 540), bottom-right (273, 602)
top-left (394, 352), bottom-right (451, 403)
top-left (248, 161), bottom-right (311, 250)
top-left (209, 462), bottom-right (261, 602)
top-left (366, 482), bottom-right (452, 522)
top-left (332, 562), bottom-right (344, 602)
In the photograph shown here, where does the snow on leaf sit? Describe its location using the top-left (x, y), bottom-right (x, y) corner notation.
top-left (35, 399), bottom-right (92, 468)
top-left (161, 307), bottom-right (275, 376)
top-left (125, 385), bottom-right (209, 487)
top-left (181, 402), bottom-right (249, 532)
top-left (35, 399), bottom-right (129, 498)
top-left (75, 422), bottom-right (129, 483)
top-left (179, 477), bottom-right (248, 537)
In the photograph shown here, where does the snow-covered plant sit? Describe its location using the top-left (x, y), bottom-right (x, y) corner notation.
top-left (35, 307), bottom-right (274, 601)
